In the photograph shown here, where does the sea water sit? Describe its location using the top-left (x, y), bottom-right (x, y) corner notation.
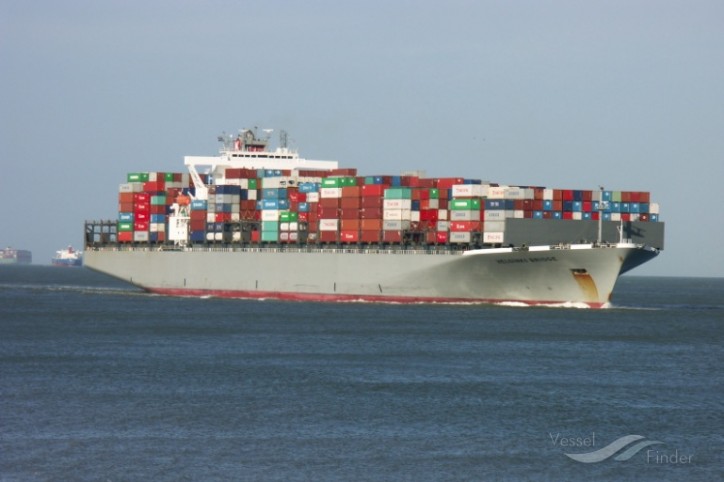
top-left (1, 266), bottom-right (722, 481)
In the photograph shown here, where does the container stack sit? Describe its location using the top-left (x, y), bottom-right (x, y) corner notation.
top-left (114, 168), bottom-right (660, 246)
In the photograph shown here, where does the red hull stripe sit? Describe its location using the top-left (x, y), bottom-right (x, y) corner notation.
top-left (147, 287), bottom-right (604, 309)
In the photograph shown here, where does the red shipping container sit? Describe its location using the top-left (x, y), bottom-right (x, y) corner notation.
top-left (135, 211), bottom-right (150, 222)
top-left (562, 190), bottom-right (574, 201)
top-left (419, 209), bottom-right (438, 222)
top-left (319, 231), bottom-right (338, 243)
top-left (621, 191), bottom-right (631, 202)
top-left (639, 192), bottom-right (650, 203)
top-left (361, 230), bottom-right (381, 243)
top-left (591, 212), bottom-right (600, 221)
top-left (298, 212), bottom-right (309, 222)
top-left (190, 211), bottom-right (207, 221)
top-left (582, 202), bottom-right (592, 212)
top-left (533, 200), bottom-right (544, 211)
top-left (436, 232), bottom-right (448, 244)
top-left (582, 190), bottom-right (592, 202)
top-left (383, 230), bottom-right (402, 243)
top-left (134, 221), bottom-right (149, 231)
top-left (341, 219), bottom-right (361, 230)
top-left (151, 205), bottom-right (166, 214)
top-left (436, 178), bottom-right (465, 189)
top-left (319, 198), bottom-right (340, 208)
top-left (534, 188), bottom-right (545, 200)
top-left (361, 219), bottom-right (383, 231)
top-left (118, 231), bottom-right (133, 243)
top-left (450, 221), bottom-right (481, 232)
top-left (134, 202), bottom-right (150, 213)
top-left (639, 213), bottom-right (650, 221)
top-left (523, 210), bottom-right (533, 219)
top-left (542, 211), bottom-right (553, 219)
top-left (360, 207), bottom-right (382, 219)
top-left (419, 190), bottom-right (430, 201)
top-left (143, 181), bottom-right (165, 192)
top-left (190, 219), bottom-right (206, 231)
top-left (251, 231), bottom-right (260, 243)
top-left (361, 197), bottom-right (383, 208)
top-left (133, 193), bottom-right (150, 203)
top-left (361, 184), bottom-right (386, 197)
top-left (340, 230), bottom-right (359, 243)
top-left (621, 213), bottom-right (631, 221)
top-left (317, 206), bottom-right (339, 219)
top-left (119, 192), bottom-right (134, 204)
top-left (215, 213), bottom-right (231, 222)
top-left (341, 186), bottom-right (361, 198)
top-left (553, 190), bottom-right (563, 201)
top-left (340, 197), bottom-right (361, 209)
top-left (119, 202), bottom-right (134, 213)
top-left (340, 209), bottom-right (359, 219)
top-left (562, 212), bottom-right (573, 220)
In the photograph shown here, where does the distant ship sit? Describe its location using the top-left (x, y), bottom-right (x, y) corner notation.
top-left (51, 246), bottom-right (83, 267)
top-left (84, 128), bottom-right (664, 308)
top-left (1, 247), bottom-right (32, 265)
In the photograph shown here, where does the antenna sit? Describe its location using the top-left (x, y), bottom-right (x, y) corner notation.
top-left (280, 130), bottom-right (288, 148)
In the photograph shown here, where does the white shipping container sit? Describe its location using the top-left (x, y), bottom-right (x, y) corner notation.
top-left (483, 232), bottom-right (505, 244)
top-left (149, 223), bottom-right (165, 233)
top-left (261, 210), bottom-right (279, 221)
top-left (649, 203), bottom-right (660, 214)
top-left (224, 179), bottom-right (241, 186)
top-left (321, 187), bottom-right (342, 198)
top-left (450, 210), bottom-right (481, 221)
top-left (504, 187), bottom-right (524, 199)
top-left (487, 186), bottom-right (507, 199)
top-left (611, 213), bottom-right (621, 222)
top-left (181, 173), bottom-right (190, 186)
top-left (247, 190), bottom-right (257, 201)
top-left (231, 203), bottom-right (240, 213)
top-left (290, 222), bottom-right (298, 231)
top-left (383, 220), bottom-right (406, 230)
top-left (452, 184), bottom-right (486, 198)
top-left (206, 213), bottom-right (215, 223)
top-left (280, 222), bottom-right (290, 231)
top-left (437, 209), bottom-right (448, 221)
top-left (426, 199), bottom-right (439, 209)
top-left (543, 189), bottom-right (555, 200)
top-left (513, 210), bottom-right (525, 219)
top-left (119, 183), bottom-right (134, 193)
top-left (449, 232), bottom-right (472, 243)
top-left (436, 221), bottom-right (450, 231)
top-left (411, 211), bottom-right (420, 222)
top-left (232, 232), bottom-right (241, 242)
top-left (383, 209), bottom-right (403, 221)
top-left (572, 212), bottom-right (583, 220)
top-left (230, 212), bottom-right (240, 222)
top-left (134, 231), bottom-right (150, 242)
top-left (306, 192), bottom-right (319, 203)
top-left (383, 199), bottom-right (412, 210)
top-left (319, 219), bottom-right (339, 231)
top-left (484, 210), bottom-right (505, 220)
top-left (483, 221), bottom-right (506, 232)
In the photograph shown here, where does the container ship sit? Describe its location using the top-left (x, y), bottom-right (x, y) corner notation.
top-left (84, 129), bottom-right (664, 307)
top-left (1, 247), bottom-right (32, 265)
top-left (51, 246), bottom-right (83, 267)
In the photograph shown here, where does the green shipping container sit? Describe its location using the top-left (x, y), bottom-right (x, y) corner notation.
top-left (279, 212), bottom-right (299, 222)
top-left (341, 177), bottom-right (357, 187)
top-left (118, 222), bottom-right (133, 232)
top-left (127, 172), bottom-right (149, 183)
top-left (322, 178), bottom-right (343, 188)
top-left (384, 188), bottom-right (412, 199)
top-left (611, 191), bottom-right (622, 202)
top-left (450, 199), bottom-right (481, 210)
top-left (429, 188), bottom-right (439, 199)
top-left (262, 221), bottom-right (279, 231)
top-left (151, 195), bottom-right (167, 206)
top-left (249, 178), bottom-right (258, 189)
top-left (164, 172), bottom-right (174, 182)
top-left (261, 231), bottom-right (279, 242)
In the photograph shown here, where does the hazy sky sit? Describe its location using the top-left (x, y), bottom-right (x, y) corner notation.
top-left (2, 0), bottom-right (722, 277)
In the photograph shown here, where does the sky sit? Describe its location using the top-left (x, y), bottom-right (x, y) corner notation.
top-left (1, 0), bottom-right (722, 277)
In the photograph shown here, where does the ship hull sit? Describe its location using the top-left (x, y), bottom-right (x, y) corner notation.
top-left (51, 258), bottom-right (83, 267)
top-left (84, 244), bottom-right (658, 307)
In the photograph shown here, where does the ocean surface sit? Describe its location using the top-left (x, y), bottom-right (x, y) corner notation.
top-left (0, 266), bottom-right (722, 481)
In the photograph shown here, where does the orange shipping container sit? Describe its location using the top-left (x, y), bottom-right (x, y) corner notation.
top-left (361, 219), bottom-right (383, 231)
